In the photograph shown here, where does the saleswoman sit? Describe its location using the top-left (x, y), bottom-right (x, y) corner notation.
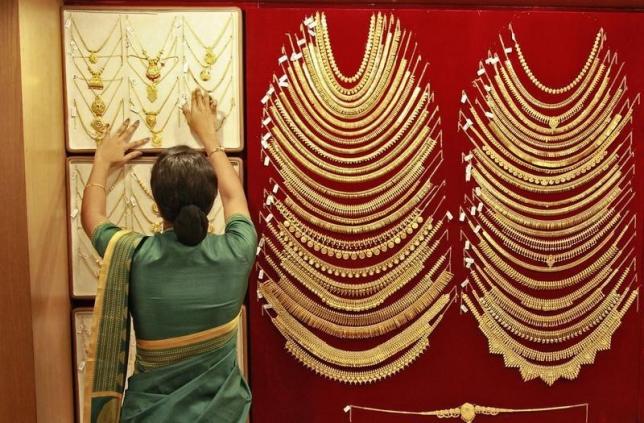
top-left (81, 89), bottom-right (256, 423)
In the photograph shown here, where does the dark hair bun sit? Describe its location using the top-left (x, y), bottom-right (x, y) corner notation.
top-left (173, 205), bottom-right (208, 246)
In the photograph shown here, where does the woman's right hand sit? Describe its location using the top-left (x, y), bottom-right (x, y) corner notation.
top-left (182, 89), bottom-right (220, 150)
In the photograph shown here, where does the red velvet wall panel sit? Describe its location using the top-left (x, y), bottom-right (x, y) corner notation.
top-left (64, 2), bottom-right (644, 422)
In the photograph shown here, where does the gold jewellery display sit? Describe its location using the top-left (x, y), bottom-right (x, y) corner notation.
top-left (255, 12), bottom-right (452, 384)
top-left (459, 25), bottom-right (639, 385)
top-left (68, 159), bottom-right (240, 298)
top-left (64, 10), bottom-right (241, 150)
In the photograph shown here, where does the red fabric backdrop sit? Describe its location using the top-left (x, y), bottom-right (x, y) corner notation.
top-left (65, 2), bottom-right (644, 422)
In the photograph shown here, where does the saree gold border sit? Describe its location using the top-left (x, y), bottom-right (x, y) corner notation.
top-left (82, 229), bottom-right (131, 422)
top-left (136, 312), bottom-right (240, 350)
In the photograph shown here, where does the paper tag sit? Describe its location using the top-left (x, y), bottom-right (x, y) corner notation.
top-left (446, 211), bottom-right (453, 221)
top-left (308, 20), bottom-right (318, 29)
top-left (485, 111), bottom-right (494, 119)
top-left (484, 85), bottom-right (492, 92)
top-left (297, 38), bottom-right (306, 47)
top-left (279, 74), bottom-right (288, 84)
top-left (465, 240), bottom-right (471, 250)
top-left (265, 195), bottom-right (274, 205)
top-left (470, 206), bottom-right (477, 216)
top-left (477, 202), bottom-right (484, 212)
top-left (485, 58), bottom-right (493, 65)
top-left (256, 246), bottom-right (262, 256)
top-left (304, 16), bottom-right (314, 26)
top-left (474, 225), bottom-right (481, 233)
top-left (262, 116), bottom-right (272, 126)
top-left (461, 279), bottom-right (469, 288)
top-left (475, 187), bottom-right (482, 196)
top-left (266, 213), bottom-right (274, 223)
top-left (459, 211), bottom-right (466, 222)
top-left (259, 269), bottom-right (265, 280)
top-left (256, 289), bottom-right (263, 299)
top-left (267, 86), bottom-right (275, 96)
top-left (70, 208), bottom-right (79, 219)
top-left (460, 92), bottom-right (468, 104)
top-left (261, 139), bottom-right (269, 149)
top-left (343, 406), bottom-right (351, 413)
top-left (262, 132), bottom-right (272, 142)
top-left (461, 304), bottom-right (469, 313)
top-left (463, 119), bottom-right (473, 131)
top-left (272, 184), bottom-right (279, 194)
top-left (505, 47), bottom-right (513, 54)
top-left (290, 52), bottom-right (303, 61)
top-left (263, 304), bottom-right (273, 311)
top-left (278, 55), bottom-right (288, 64)
top-left (477, 66), bottom-right (485, 76)
top-left (464, 153), bottom-right (473, 162)
top-left (465, 257), bottom-right (475, 265)
top-left (279, 80), bottom-right (289, 88)
top-left (511, 31), bottom-right (516, 42)
top-left (263, 156), bottom-right (270, 166)
top-left (465, 261), bottom-right (472, 269)
top-left (308, 29), bottom-right (316, 37)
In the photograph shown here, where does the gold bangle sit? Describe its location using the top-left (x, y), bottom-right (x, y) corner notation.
top-left (85, 182), bottom-right (106, 191)
top-left (207, 146), bottom-right (225, 156)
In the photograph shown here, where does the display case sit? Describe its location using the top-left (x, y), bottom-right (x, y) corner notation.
top-left (62, 8), bottom-right (244, 152)
top-left (67, 157), bottom-right (243, 298)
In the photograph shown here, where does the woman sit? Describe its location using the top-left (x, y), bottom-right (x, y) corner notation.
top-left (81, 89), bottom-right (256, 423)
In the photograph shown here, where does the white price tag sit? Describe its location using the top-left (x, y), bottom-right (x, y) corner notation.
top-left (262, 132), bottom-right (272, 142)
top-left (290, 52), bottom-right (302, 61)
top-left (474, 225), bottom-right (481, 233)
top-left (463, 119), bottom-right (473, 131)
top-left (470, 206), bottom-right (476, 216)
top-left (460, 92), bottom-right (468, 104)
top-left (272, 184), bottom-right (279, 194)
top-left (297, 38), bottom-right (306, 47)
top-left (308, 29), bottom-right (316, 37)
top-left (260, 95), bottom-right (269, 105)
top-left (266, 213), bottom-right (273, 223)
top-left (461, 279), bottom-right (469, 288)
top-left (446, 211), bottom-right (453, 221)
top-left (475, 187), bottom-right (482, 196)
top-left (256, 289), bottom-right (263, 299)
top-left (477, 66), bottom-right (485, 76)
top-left (265, 195), bottom-right (274, 206)
top-left (465, 240), bottom-right (471, 250)
top-left (464, 153), bottom-right (473, 162)
top-left (485, 111), bottom-right (494, 119)
top-left (484, 85), bottom-right (492, 92)
top-left (258, 269), bottom-right (265, 280)
top-left (505, 47), bottom-right (513, 54)
top-left (261, 140), bottom-right (269, 149)
top-left (461, 304), bottom-right (469, 313)
top-left (263, 156), bottom-right (270, 166)
top-left (267, 86), bottom-right (275, 96)
top-left (262, 116), bottom-right (272, 126)
top-left (304, 16), bottom-right (314, 26)
top-left (278, 54), bottom-right (288, 64)
top-left (477, 202), bottom-right (484, 212)
top-left (459, 211), bottom-right (466, 222)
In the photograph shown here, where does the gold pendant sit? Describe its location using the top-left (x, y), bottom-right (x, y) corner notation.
top-left (151, 221), bottom-right (163, 233)
top-left (145, 112), bottom-right (158, 130)
top-left (546, 255), bottom-right (556, 268)
top-left (88, 52), bottom-right (98, 64)
top-left (204, 48), bottom-right (216, 65)
top-left (146, 84), bottom-right (158, 102)
top-left (151, 133), bottom-right (162, 147)
top-left (152, 203), bottom-right (159, 216)
top-left (87, 69), bottom-right (104, 90)
top-left (91, 96), bottom-right (106, 117)
top-left (200, 68), bottom-right (211, 82)
top-left (91, 117), bottom-right (106, 134)
top-left (548, 117), bottom-right (560, 130)
top-left (145, 58), bottom-right (162, 82)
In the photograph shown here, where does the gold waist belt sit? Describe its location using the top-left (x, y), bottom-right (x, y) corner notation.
top-left (135, 313), bottom-right (240, 371)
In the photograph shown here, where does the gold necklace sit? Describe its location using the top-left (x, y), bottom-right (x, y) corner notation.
top-left (127, 16), bottom-right (179, 83)
top-left (511, 28), bottom-right (603, 94)
top-left (70, 17), bottom-right (121, 65)
top-left (183, 14), bottom-right (233, 81)
top-left (129, 78), bottom-right (179, 146)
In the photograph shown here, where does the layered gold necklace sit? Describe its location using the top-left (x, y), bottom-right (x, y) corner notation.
top-left (255, 12), bottom-right (452, 384)
top-left (459, 26), bottom-right (638, 385)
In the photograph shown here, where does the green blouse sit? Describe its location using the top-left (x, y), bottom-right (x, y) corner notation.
top-left (91, 214), bottom-right (257, 423)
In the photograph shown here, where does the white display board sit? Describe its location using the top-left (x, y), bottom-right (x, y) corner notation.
top-left (68, 157), bottom-right (242, 298)
top-left (73, 306), bottom-right (248, 423)
top-left (63, 8), bottom-right (243, 152)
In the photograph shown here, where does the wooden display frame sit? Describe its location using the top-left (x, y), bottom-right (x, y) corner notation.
top-left (61, 6), bottom-right (245, 153)
top-left (66, 156), bottom-right (244, 299)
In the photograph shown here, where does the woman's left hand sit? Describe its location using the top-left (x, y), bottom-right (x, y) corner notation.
top-left (95, 119), bottom-right (149, 168)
